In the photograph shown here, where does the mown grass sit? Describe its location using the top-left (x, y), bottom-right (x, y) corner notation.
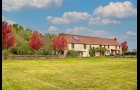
top-left (2, 58), bottom-right (137, 90)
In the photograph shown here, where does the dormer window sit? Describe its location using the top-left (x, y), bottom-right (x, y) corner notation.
top-left (73, 36), bottom-right (79, 40)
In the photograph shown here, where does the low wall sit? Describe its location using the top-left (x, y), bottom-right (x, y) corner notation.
top-left (2, 55), bottom-right (137, 60)
top-left (2, 55), bottom-right (65, 60)
top-left (107, 55), bottom-right (137, 58)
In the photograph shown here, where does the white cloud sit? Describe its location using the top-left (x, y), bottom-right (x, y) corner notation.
top-left (66, 26), bottom-right (111, 38)
top-left (47, 11), bottom-right (91, 24)
top-left (2, 15), bottom-right (16, 24)
top-left (116, 31), bottom-right (137, 42)
top-left (116, 33), bottom-right (137, 50)
top-left (47, 16), bottom-right (70, 24)
top-left (94, 1), bottom-right (137, 18)
top-left (88, 16), bottom-right (120, 25)
top-left (47, 11), bottom-right (121, 25)
top-left (2, 0), bottom-right (63, 11)
top-left (48, 26), bottom-right (58, 32)
top-left (126, 31), bottom-right (137, 36)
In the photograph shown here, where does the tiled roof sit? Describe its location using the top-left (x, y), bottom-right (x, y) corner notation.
top-left (61, 33), bottom-right (120, 46)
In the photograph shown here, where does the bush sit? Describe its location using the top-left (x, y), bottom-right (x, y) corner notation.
top-left (110, 53), bottom-right (114, 56)
top-left (130, 52), bottom-right (137, 55)
top-left (116, 53), bottom-right (120, 55)
top-left (123, 51), bottom-right (137, 55)
top-left (67, 50), bottom-right (82, 57)
top-left (10, 47), bottom-right (18, 55)
top-left (41, 49), bottom-right (52, 55)
top-left (89, 46), bottom-right (95, 57)
top-left (95, 47), bottom-right (106, 55)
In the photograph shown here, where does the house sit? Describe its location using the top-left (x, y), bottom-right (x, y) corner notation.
top-left (60, 33), bottom-right (122, 57)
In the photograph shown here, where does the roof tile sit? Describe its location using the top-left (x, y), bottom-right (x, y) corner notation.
top-left (61, 33), bottom-right (120, 46)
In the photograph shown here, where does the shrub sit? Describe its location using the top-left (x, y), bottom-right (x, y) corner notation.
top-left (42, 49), bottom-right (52, 55)
top-left (89, 46), bottom-right (95, 57)
top-left (110, 53), bottom-right (114, 56)
top-left (123, 51), bottom-right (137, 55)
top-left (95, 47), bottom-right (106, 56)
top-left (67, 50), bottom-right (82, 57)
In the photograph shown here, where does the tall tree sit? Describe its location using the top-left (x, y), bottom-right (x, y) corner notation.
top-left (29, 31), bottom-right (44, 56)
top-left (41, 34), bottom-right (53, 55)
top-left (120, 41), bottom-right (128, 53)
top-left (52, 34), bottom-right (67, 55)
top-left (2, 21), bottom-right (16, 59)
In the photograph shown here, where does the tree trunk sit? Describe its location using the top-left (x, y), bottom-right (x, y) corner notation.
top-left (58, 51), bottom-right (61, 58)
top-left (100, 51), bottom-right (102, 56)
top-left (35, 50), bottom-right (38, 58)
top-left (17, 47), bottom-right (19, 55)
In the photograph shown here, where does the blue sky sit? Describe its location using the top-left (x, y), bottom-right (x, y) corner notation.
top-left (2, 0), bottom-right (137, 50)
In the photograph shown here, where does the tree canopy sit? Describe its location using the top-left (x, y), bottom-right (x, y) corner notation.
top-left (52, 34), bottom-right (67, 54)
top-left (120, 41), bottom-right (128, 52)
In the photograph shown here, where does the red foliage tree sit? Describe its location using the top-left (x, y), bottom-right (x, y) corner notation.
top-left (2, 21), bottom-right (16, 50)
top-left (120, 41), bottom-right (128, 52)
top-left (2, 21), bottom-right (16, 59)
top-left (52, 33), bottom-right (67, 54)
top-left (29, 31), bottom-right (44, 55)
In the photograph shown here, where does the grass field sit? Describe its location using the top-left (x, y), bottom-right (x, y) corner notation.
top-left (2, 58), bottom-right (137, 90)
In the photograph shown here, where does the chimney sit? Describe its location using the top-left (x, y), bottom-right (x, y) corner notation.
top-left (114, 38), bottom-right (117, 41)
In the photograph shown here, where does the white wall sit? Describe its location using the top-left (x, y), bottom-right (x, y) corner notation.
top-left (67, 43), bottom-right (90, 57)
top-left (67, 43), bottom-right (122, 57)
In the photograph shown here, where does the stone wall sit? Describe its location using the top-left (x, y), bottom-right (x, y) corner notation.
top-left (2, 55), bottom-right (61, 60)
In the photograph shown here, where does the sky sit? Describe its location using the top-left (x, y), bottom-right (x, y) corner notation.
top-left (2, 0), bottom-right (137, 51)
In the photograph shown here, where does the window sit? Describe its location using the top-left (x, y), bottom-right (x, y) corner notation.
top-left (84, 44), bottom-right (86, 49)
top-left (108, 45), bottom-right (109, 48)
top-left (71, 44), bottom-right (74, 49)
top-left (115, 46), bottom-right (117, 49)
top-left (73, 36), bottom-right (79, 40)
top-left (118, 50), bottom-right (120, 54)
top-left (89, 45), bottom-right (91, 48)
top-left (107, 50), bottom-right (110, 53)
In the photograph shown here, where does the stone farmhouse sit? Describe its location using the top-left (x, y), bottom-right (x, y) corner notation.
top-left (60, 33), bottom-right (122, 57)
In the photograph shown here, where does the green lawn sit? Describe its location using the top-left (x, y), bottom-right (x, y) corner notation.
top-left (2, 58), bottom-right (137, 90)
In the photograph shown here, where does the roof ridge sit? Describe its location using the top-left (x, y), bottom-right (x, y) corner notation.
top-left (61, 33), bottom-right (120, 46)
top-left (62, 33), bottom-right (115, 40)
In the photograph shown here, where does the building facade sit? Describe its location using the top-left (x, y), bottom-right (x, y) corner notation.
top-left (60, 33), bottom-right (122, 57)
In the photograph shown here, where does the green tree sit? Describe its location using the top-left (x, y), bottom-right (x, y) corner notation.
top-left (89, 46), bottom-right (95, 57)
top-left (95, 47), bottom-right (106, 56)
top-left (41, 33), bottom-right (53, 55)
